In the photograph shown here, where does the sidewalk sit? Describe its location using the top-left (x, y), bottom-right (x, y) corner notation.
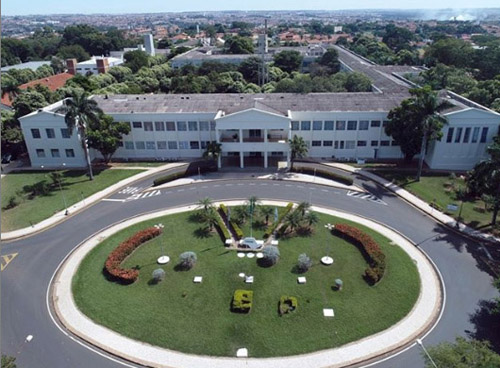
top-left (1, 162), bottom-right (187, 241)
top-left (325, 163), bottom-right (500, 245)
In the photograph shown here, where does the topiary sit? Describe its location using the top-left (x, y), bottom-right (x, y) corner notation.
top-left (179, 251), bottom-right (197, 270)
top-left (297, 253), bottom-right (312, 273)
top-left (261, 245), bottom-right (280, 267)
top-left (152, 268), bottom-right (166, 283)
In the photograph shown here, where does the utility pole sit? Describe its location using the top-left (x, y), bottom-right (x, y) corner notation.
top-left (259, 20), bottom-right (269, 87)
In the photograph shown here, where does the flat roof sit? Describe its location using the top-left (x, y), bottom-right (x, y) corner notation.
top-left (1, 61), bottom-right (51, 72)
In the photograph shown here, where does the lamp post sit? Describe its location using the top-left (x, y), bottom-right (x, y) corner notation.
top-left (416, 339), bottom-right (438, 368)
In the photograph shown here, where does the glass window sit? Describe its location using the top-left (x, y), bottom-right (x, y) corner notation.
top-left (312, 140), bottom-right (321, 147)
top-left (347, 121), bottom-right (357, 130)
top-left (188, 121), bottom-right (198, 131)
top-left (324, 121), bottom-right (334, 130)
top-left (157, 141), bottom-right (167, 150)
top-left (177, 121), bottom-right (187, 131)
top-left (391, 141), bottom-right (399, 146)
top-left (179, 141), bottom-right (189, 149)
top-left (471, 127), bottom-right (480, 143)
top-left (371, 140), bottom-right (378, 146)
top-left (210, 121), bottom-right (216, 131)
top-left (336, 121), bottom-right (346, 130)
top-left (133, 121), bottom-right (142, 128)
top-left (125, 141), bottom-right (134, 150)
top-left (370, 120), bottom-right (381, 127)
top-left (190, 141), bottom-right (200, 149)
top-left (339, 141), bottom-right (345, 149)
top-left (166, 121), bottom-right (176, 131)
top-left (313, 121), bottom-right (322, 130)
top-left (357, 140), bottom-right (367, 147)
top-left (301, 121), bottom-right (311, 130)
top-left (446, 127), bottom-right (454, 143)
top-left (146, 141), bottom-right (155, 150)
top-left (36, 149), bottom-right (45, 157)
top-left (463, 127), bottom-right (471, 143)
top-left (199, 121), bottom-right (209, 131)
top-left (383, 120), bottom-right (390, 127)
top-left (155, 122), bottom-right (165, 131)
top-left (31, 128), bottom-right (41, 139)
top-left (323, 140), bottom-right (333, 146)
top-left (291, 121), bottom-right (299, 131)
top-left (359, 120), bottom-right (369, 130)
top-left (144, 122), bottom-right (153, 131)
top-left (61, 128), bottom-right (70, 138)
top-left (168, 141), bottom-right (178, 150)
top-left (480, 127), bottom-right (488, 143)
top-left (380, 140), bottom-right (390, 146)
top-left (454, 127), bottom-right (463, 143)
top-left (51, 148), bottom-right (60, 157)
top-left (46, 128), bottom-right (55, 138)
top-left (118, 141), bottom-right (123, 147)
top-left (65, 149), bottom-right (75, 157)
top-left (346, 140), bottom-right (355, 149)
top-left (135, 141), bottom-right (145, 150)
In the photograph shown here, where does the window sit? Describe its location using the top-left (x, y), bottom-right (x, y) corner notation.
top-left (61, 128), bottom-right (70, 138)
top-left (312, 140), bottom-right (321, 147)
top-left (313, 121), bottom-right (322, 130)
top-left (199, 121), bottom-right (209, 131)
top-left (155, 122), bottom-right (165, 131)
top-left (346, 140), bottom-right (355, 149)
top-left (291, 121), bottom-right (299, 131)
top-left (371, 140), bottom-right (378, 147)
top-left (46, 128), bottom-right (55, 138)
top-left (177, 121), bottom-right (187, 131)
top-left (347, 121), bottom-right (357, 130)
top-left (157, 141), bottom-right (167, 150)
top-left (383, 120), bottom-right (390, 127)
top-left (144, 122), bottom-right (153, 131)
top-left (335, 141), bottom-right (345, 149)
top-left (471, 127), bottom-right (480, 143)
top-left (179, 141), bottom-right (189, 149)
top-left (146, 141), bottom-right (155, 150)
top-left (133, 121), bottom-right (142, 128)
top-left (125, 141), bottom-right (134, 150)
top-left (135, 141), bottom-right (145, 150)
top-left (51, 149), bottom-right (60, 157)
top-left (391, 141), bottom-right (399, 146)
top-left (190, 141), bottom-right (200, 149)
top-left (446, 127), bottom-right (454, 143)
top-left (336, 121), bottom-right (346, 130)
top-left (168, 141), bottom-right (178, 150)
top-left (359, 120), bottom-right (369, 130)
top-left (201, 141), bottom-right (209, 149)
top-left (380, 140), bottom-right (390, 146)
top-left (463, 127), bottom-right (471, 143)
top-left (357, 140), bottom-right (367, 147)
top-left (31, 128), bottom-right (41, 139)
top-left (301, 121), bottom-right (311, 130)
top-left (188, 121), bottom-right (198, 131)
top-left (36, 149), bottom-right (45, 157)
top-left (480, 127), bottom-right (489, 143)
top-left (370, 120), bottom-right (381, 128)
top-left (118, 141), bottom-right (123, 147)
top-left (454, 127), bottom-right (463, 143)
top-left (324, 121), bottom-right (334, 130)
top-left (65, 149), bottom-right (75, 157)
top-left (323, 140), bottom-right (333, 146)
top-left (166, 121), bottom-right (176, 131)
top-left (210, 121), bottom-right (216, 131)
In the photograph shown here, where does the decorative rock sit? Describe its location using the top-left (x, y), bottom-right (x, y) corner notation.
top-left (297, 276), bottom-right (307, 284)
top-left (236, 348), bottom-right (248, 357)
top-left (245, 276), bottom-right (254, 284)
top-left (238, 272), bottom-right (246, 278)
top-left (246, 253), bottom-right (255, 258)
top-left (237, 252), bottom-right (245, 258)
top-left (335, 279), bottom-right (343, 290)
top-left (193, 276), bottom-right (203, 283)
top-left (323, 308), bottom-right (335, 317)
top-left (256, 252), bottom-right (264, 258)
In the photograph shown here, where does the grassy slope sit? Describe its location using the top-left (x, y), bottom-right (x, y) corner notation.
top-left (73, 210), bottom-right (420, 357)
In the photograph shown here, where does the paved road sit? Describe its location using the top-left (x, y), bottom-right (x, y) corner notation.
top-left (2, 172), bottom-right (498, 368)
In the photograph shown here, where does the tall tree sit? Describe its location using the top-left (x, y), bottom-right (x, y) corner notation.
top-left (57, 91), bottom-right (102, 180)
top-left (86, 114), bottom-right (131, 164)
top-left (203, 142), bottom-right (222, 161)
top-left (288, 135), bottom-right (308, 170)
top-left (273, 50), bottom-right (303, 74)
top-left (318, 48), bottom-right (341, 74)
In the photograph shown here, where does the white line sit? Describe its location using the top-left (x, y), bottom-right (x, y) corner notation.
top-left (225, 184), bottom-right (233, 186)
top-left (101, 199), bottom-right (126, 202)
top-left (322, 189), bottom-right (329, 192)
top-left (177, 189), bottom-right (184, 192)
top-left (213, 184), bottom-right (220, 187)
top-left (273, 183), bottom-right (280, 186)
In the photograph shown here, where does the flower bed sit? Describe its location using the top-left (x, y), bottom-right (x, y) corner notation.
top-left (104, 227), bottom-right (163, 284)
top-left (333, 223), bottom-right (386, 284)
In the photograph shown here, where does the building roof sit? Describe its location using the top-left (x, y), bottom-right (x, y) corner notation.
top-left (1, 61), bottom-right (51, 72)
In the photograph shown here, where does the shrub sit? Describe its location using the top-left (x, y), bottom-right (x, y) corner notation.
top-left (104, 227), bottom-right (162, 284)
top-left (291, 166), bottom-right (354, 186)
top-left (152, 268), bottom-right (166, 283)
top-left (4, 196), bottom-right (19, 210)
top-left (219, 204), bottom-right (244, 240)
top-left (297, 253), bottom-right (312, 273)
top-left (215, 215), bottom-right (231, 241)
top-left (232, 289), bottom-right (253, 313)
top-left (333, 223), bottom-right (386, 285)
top-left (335, 279), bottom-right (343, 290)
top-left (264, 202), bottom-right (294, 238)
top-left (179, 251), bottom-right (197, 270)
top-left (153, 171), bottom-right (186, 186)
top-left (279, 296), bottom-right (298, 315)
top-left (261, 245), bottom-right (280, 266)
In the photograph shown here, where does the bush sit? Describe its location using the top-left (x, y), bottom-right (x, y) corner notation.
top-left (179, 251), bottom-right (197, 270)
top-left (232, 289), bottom-right (253, 313)
top-left (219, 204), bottom-right (244, 240)
top-left (104, 227), bottom-right (162, 284)
top-left (297, 253), bottom-right (312, 273)
top-left (153, 171), bottom-right (186, 186)
top-left (291, 166), bottom-right (354, 186)
top-left (152, 268), bottom-right (166, 283)
top-left (4, 196), bottom-right (19, 210)
top-left (261, 245), bottom-right (280, 267)
top-left (215, 215), bottom-right (231, 241)
top-left (279, 296), bottom-right (298, 315)
top-left (264, 202), bottom-right (294, 238)
top-left (333, 223), bottom-right (386, 285)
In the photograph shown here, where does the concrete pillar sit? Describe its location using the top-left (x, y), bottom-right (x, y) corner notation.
top-left (239, 129), bottom-right (243, 143)
top-left (218, 155), bottom-right (222, 169)
top-left (286, 150), bottom-right (291, 169)
top-left (264, 151), bottom-right (268, 168)
top-left (264, 129), bottom-right (268, 143)
top-left (215, 129), bottom-right (220, 143)
top-left (240, 152), bottom-right (244, 169)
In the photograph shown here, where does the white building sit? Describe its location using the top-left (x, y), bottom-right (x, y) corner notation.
top-left (66, 56), bottom-right (124, 76)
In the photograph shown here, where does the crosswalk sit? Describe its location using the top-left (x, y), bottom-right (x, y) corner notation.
top-left (346, 190), bottom-right (387, 205)
top-left (126, 190), bottom-right (161, 201)
top-left (118, 186), bottom-right (143, 195)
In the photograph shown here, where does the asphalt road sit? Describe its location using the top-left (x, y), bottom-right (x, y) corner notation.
top-left (1, 171), bottom-right (498, 368)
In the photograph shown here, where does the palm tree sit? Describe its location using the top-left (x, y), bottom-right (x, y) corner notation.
top-left (1, 80), bottom-right (20, 101)
top-left (246, 196), bottom-right (260, 237)
top-left (197, 197), bottom-right (214, 213)
top-left (259, 206), bottom-right (274, 225)
top-left (203, 141), bottom-right (222, 161)
top-left (303, 211), bottom-right (319, 230)
top-left (201, 208), bottom-right (219, 231)
top-left (296, 201), bottom-right (311, 217)
top-left (57, 91), bottom-right (103, 180)
top-left (288, 135), bottom-right (308, 170)
top-left (283, 210), bottom-right (302, 234)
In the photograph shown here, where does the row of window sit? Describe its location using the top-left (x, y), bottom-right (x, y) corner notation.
top-left (309, 140), bottom-right (397, 148)
top-left (122, 140), bottom-right (216, 151)
top-left (291, 120), bottom-right (389, 131)
top-left (36, 148), bottom-right (75, 158)
top-left (132, 121), bottom-right (216, 132)
top-left (31, 128), bottom-right (71, 140)
top-left (446, 127), bottom-right (489, 144)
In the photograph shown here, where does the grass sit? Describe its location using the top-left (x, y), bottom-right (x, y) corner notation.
top-left (109, 162), bottom-right (171, 167)
top-left (73, 209), bottom-right (420, 358)
top-left (236, 205), bottom-right (287, 240)
top-left (1, 168), bottom-right (144, 232)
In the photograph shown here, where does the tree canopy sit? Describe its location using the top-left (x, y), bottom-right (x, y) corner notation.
top-left (273, 50), bottom-right (303, 74)
top-left (87, 114), bottom-right (131, 163)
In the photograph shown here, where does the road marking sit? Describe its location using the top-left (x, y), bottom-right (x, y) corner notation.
top-left (102, 198), bottom-right (127, 202)
top-left (346, 190), bottom-right (387, 205)
top-left (213, 184), bottom-right (220, 187)
top-left (285, 184), bottom-right (292, 187)
top-left (322, 189), bottom-right (329, 192)
top-left (118, 186), bottom-right (142, 195)
top-left (273, 183), bottom-right (280, 186)
top-left (1, 253), bottom-right (18, 271)
top-left (201, 186), bottom-right (208, 189)
top-left (260, 183), bottom-right (268, 186)
top-left (177, 189), bottom-right (185, 192)
top-left (249, 183), bottom-right (256, 186)
top-left (225, 184), bottom-right (233, 186)
top-left (297, 185), bottom-right (304, 189)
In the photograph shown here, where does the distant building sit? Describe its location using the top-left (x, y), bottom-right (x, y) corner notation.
top-left (1, 60), bottom-right (51, 72)
top-left (66, 57), bottom-right (124, 76)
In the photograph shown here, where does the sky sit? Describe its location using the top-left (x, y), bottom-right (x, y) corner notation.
top-left (2, 0), bottom-right (499, 16)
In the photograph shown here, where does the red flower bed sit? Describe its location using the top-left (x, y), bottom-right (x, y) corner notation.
top-left (104, 227), bottom-right (162, 284)
top-left (334, 223), bottom-right (386, 284)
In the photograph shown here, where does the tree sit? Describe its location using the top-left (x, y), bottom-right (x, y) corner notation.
top-left (201, 208), bottom-right (219, 232)
top-left (50, 56), bottom-right (65, 73)
top-left (123, 50), bottom-right (150, 73)
top-left (247, 196), bottom-right (260, 238)
top-left (108, 66), bottom-right (133, 83)
top-left (1, 74), bottom-right (21, 100)
top-left (12, 91), bottom-right (48, 119)
top-left (197, 197), bottom-right (214, 214)
top-left (179, 251), bottom-right (197, 270)
top-left (424, 337), bottom-right (500, 368)
top-left (283, 210), bottom-right (303, 234)
top-left (382, 24), bottom-right (414, 52)
top-left (297, 253), bottom-right (312, 273)
top-left (86, 114), bottom-right (131, 164)
top-left (261, 245), bottom-right (280, 266)
top-left (223, 36), bottom-right (254, 54)
top-left (57, 91), bottom-right (103, 180)
top-left (288, 135), bottom-right (308, 170)
top-left (345, 72), bottom-right (372, 92)
top-left (425, 38), bottom-right (474, 68)
top-left (303, 211), bottom-right (319, 229)
top-left (57, 44), bottom-right (90, 62)
top-left (259, 206), bottom-right (274, 225)
top-left (466, 135), bottom-right (500, 225)
top-left (238, 56), bottom-right (261, 84)
top-left (273, 50), bottom-right (303, 74)
top-left (1, 355), bottom-right (16, 368)
top-left (318, 48), bottom-right (340, 74)
top-left (203, 142), bottom-right (222, 161)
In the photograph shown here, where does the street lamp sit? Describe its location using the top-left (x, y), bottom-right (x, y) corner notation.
top-left (416, 338), bottom-right (438, 368)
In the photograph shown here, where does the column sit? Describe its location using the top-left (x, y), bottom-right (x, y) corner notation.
top-left (286, 150), bottom-right (291, 169)
top-left (264, 151), bottom-right (268, 168)
top-left (239, 129), bottom-right (243, 143)
top-left (217, 155), bottom-right (222, 169)
top-left (264, 129), bottom-right (268, 143)
top-left (240, 151), bottom-right (244, 169)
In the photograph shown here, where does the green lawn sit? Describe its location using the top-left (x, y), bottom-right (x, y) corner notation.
top-left (236, 205), bottom-right (287, 240)
top-left (73, 210), bottom-right (420, 357)
top-left (1, 168), bottom-right (144, 232)
top-left (109, 162), bottom-right (171, 167)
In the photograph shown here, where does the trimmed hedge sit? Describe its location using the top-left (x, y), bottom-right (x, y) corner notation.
top-left (333, 223), bottom-right (386, 285)
top-left (215, 213), bottom-right (231, 241)
top-left (263, 202), bottom-right (294, 238)
top-left (219, 204), bottom-right (244, 240)
top-left (153, 171), bottom-right (185, 186)
top-left (104, 227), bottom-right (163, 284)
top-left (232, 289), bottom-right (253, 313)
top-left (279, 296), bottom-right (298, 315)
top-left (291, 166), bottom-right (354, 186)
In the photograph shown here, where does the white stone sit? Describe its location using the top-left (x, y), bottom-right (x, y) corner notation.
top-left (237, 252), bottom-right (245, 258)
top-left (225, 239), bottom-right (233, 245)
top-left (321, 256), bottom-right (334, 265)
top-left (236, 348), bottom-right (248, 357)
top-left (157, 256), bottom-right (170, 264)
top-left (256, 252), bottom-right (264, 258)
top-left (297, 277), bottom-right (307, 284)
top-left (323, 308), bottom-right (335, 317)
top-left (246, 252), bottom-right (255, 258)
top-left (238, 272), bottom-right (246, 278)
top-left (193, 276), bottom-right (203, 283)
top-left (271, 240), bottom-right (279, 245)
top-left (245, 276), bottom-right (254, 284)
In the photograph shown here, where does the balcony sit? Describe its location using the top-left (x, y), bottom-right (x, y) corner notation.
top-left (243, 137), bottom-right (265, 143)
